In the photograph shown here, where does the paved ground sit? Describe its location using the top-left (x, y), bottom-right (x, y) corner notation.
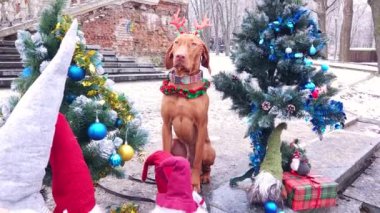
top-left (0, 54), bottom-right (379, 212)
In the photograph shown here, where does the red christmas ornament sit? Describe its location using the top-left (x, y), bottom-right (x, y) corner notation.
top-left (311, 89), bottom-right (319, 99)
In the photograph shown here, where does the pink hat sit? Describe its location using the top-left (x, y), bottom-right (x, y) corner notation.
top-left (142, 151), bottom-right (173, 193)
top-left (155, 156), bottom-right (198, 213)
top-left (50, 113), bottom-right (96, 213)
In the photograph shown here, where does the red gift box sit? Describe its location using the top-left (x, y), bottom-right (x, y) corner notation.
top-left (283, 172), bottom-right (337, 211)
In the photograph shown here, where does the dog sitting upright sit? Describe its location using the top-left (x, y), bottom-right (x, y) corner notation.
top-left (160, 9), bottom-right (215, 192)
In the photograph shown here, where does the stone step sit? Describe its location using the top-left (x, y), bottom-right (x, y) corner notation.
top-left (99, 50), bottom-right (116, 56)
top-left (0, 47), bottom-right (19, 54)
top-left (0, 62), bottom-right (23, 69)
top-left (103, 62), bottom-right (154, 68)
top-left (0, 77), bottom-right (15, 87)
top-left (103, 62), bottom-right (139, 68)
top-left (108, 73), bottom-right (166, 82)
top-left (304, 128), bottom-right (380, 193)
top-left (118, 57), bottom-right (136, 63)
top-left (104, 67), bottom-right (157, 74)
top-left (0, 40), bottom-right (15, 47)
top-left (103, 56), bottom-right (118, 62)
top-left (0, 54), bottom-right (21, 61)
top-left (341, 146), bottom-right (380, 212)
top-left (0, 69), bottom-right (21, 77)
top-left (86, 44), bottom-right (101, 50)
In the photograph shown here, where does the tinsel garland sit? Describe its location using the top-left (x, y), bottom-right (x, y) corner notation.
top-left (53, 16), bottom-right (134, 125)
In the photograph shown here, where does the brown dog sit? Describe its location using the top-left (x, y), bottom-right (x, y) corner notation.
top-left (161, 33), bottom-right (215, 192)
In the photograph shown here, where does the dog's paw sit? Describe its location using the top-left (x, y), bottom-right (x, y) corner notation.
top-left (191, 170), bottom-right (201, 192)
top-left (201, 174), bottom-right (211, 184)
top-left (192, 183), bottom-right (201, 193)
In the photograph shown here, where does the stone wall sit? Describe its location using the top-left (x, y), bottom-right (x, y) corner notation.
top-left (78, 0), bottom-right (188, 57)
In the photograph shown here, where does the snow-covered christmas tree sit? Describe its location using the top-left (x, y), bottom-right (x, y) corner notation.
top-left (213, 0), bottom-right (346, 204)
top-left (0, 0), bottom-right (148, 181)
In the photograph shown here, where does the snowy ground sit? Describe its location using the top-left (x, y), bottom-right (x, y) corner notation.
top-left (0, 53), bottom-right (379, 211)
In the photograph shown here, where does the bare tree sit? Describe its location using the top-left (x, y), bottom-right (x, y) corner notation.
top-left (210, 0), bottom-right (220, 55)
top-left (190, 0), bottom-right (212, 47)
top-left (339, 0), bottom-right (353, 62)
top-left (368, 0), bottom-right (380, 74)
top-left (314, 0), bottom-right (339, 58)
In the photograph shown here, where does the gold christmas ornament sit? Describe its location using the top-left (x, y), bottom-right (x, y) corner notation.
top-left (118, 144), bottom-right (134, 161)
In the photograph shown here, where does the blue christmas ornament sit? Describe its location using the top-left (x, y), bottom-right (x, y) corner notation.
top-left (321, 127), bottom-right (326, 133)
top-left (335, 123), bottom-right (343, 129)
top-left (115, 118), bottom-right (123, 128)
top-left (264, 201), bottom-right (277, 213)
top-left (109, 153), bottom-right (122, 167)
top-left (309, 44), bottom-right (317, 55)
top-left (321, 64), bottom-right (329, 72)
top-left (269, 54), bottom-right (277, 61)
top-left (304, 58), bottom-right (313, 66)
top-left (68, 65), bottom-right (86, 81)
top-left (65, 94), bottom-right (77, 104)
top-left (294, 53), bottom-right (303, 58)
top-left (287, 21), bottom-right (294, 30)
top-left (250, 103), bottom-right (257, 112)
top-left (304, 82), bottom-right (316, 91)
top-left (88, 122), bottom-right (108, 140)
top-left (22, 67), bottom-right (32, 78)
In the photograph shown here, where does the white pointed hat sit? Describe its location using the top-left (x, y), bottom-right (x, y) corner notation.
top-left (0, 20), bottom-right (78, 211)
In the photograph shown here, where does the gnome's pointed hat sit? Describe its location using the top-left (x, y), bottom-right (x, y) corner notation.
top-left (155, 157), bottom-right (198, 213)
top-left (51, 113), bottom-right (97, 213)
top-left (142, 151), bottom-right (173, 193)
top-left (0, 20), bottom-right (78, 211)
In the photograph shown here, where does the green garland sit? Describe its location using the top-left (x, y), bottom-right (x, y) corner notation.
top-left (160, 79), bottom-right (210, 99)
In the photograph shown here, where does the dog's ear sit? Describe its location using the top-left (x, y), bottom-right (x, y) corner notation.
top-left (165, 43), bottom-right (174, 70)
top-left (201, 43), bottom-right (211, 73)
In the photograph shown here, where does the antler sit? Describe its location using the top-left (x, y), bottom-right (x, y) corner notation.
top-left (170, 8), bottom-right (187, 33)
top-left (194, 15), bottom-right (212, 31)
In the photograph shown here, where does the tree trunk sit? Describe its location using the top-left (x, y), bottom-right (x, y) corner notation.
top-left (368, 0), bottom-right (380, 74)
top-left (334, 18), bottom-right (339, 60)
top-left (339, 0), bottom-right (353, 62)
top-left (316, 0), bottom-right (328, 58)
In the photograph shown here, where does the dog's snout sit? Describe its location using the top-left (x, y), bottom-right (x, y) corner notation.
top-left (175, 54), bottom-right (185, 60)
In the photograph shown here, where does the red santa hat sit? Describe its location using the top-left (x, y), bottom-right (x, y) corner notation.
top-left (155, 156), bottom-right (198, 213)
top-left (142, 151), bottom-right (173, 193)
top-left (50, 113), bottom-right (97, 213)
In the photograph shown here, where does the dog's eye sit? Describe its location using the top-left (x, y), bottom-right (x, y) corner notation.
top-left (191, 42), bottom-right (197, 47)
top-left (174, 41), bottom-right (179, 44)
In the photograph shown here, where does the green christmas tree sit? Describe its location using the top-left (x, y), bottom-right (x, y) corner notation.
top-left (0, 0), bottom-right (148, 181)
top-left (213, 0), bottom-right (346, 203)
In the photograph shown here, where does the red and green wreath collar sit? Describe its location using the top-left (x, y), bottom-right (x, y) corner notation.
top-left (160, 77), bottom-right (210, 99)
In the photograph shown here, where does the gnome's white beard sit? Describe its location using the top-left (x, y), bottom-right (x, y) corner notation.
top-left (0, 20), bottom-right (78, 211)
top-left (247, 171), bottom-right (282, 204)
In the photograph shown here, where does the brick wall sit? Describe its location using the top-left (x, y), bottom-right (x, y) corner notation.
top-left (78, 1), bottom-right (188, 57)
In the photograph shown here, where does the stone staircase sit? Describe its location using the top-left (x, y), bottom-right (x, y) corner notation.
top-left (0, 40), bottom-right (20, 87)
top-left (0, 41), bottom-right (166, 88)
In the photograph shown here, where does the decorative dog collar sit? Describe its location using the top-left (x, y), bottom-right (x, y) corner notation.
top-left (160, 79), bottom-right (210, 99)
top-left (168, 70), bottom-right (203, 85)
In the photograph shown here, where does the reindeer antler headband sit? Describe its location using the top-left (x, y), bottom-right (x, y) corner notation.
top-left (170, 8), bottom-right (211, 36)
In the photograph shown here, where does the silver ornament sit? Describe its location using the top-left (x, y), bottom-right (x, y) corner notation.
top-left (113, 137), bottom-right (123, 148)
top-left (285, 47), bottom-right (292, 54)
top-left (98, 139), bottom-right (115, 160)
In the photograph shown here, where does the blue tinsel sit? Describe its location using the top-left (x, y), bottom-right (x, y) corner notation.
top-left (249, 130), bottom-right (266, 175)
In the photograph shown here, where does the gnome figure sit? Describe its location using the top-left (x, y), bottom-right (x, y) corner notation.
top-left (0, 20), bottom-right (102, 213)
top-left (290, 151), bottom-right (310, 176)
top-left (142, 152), bottom-right (207, 213)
